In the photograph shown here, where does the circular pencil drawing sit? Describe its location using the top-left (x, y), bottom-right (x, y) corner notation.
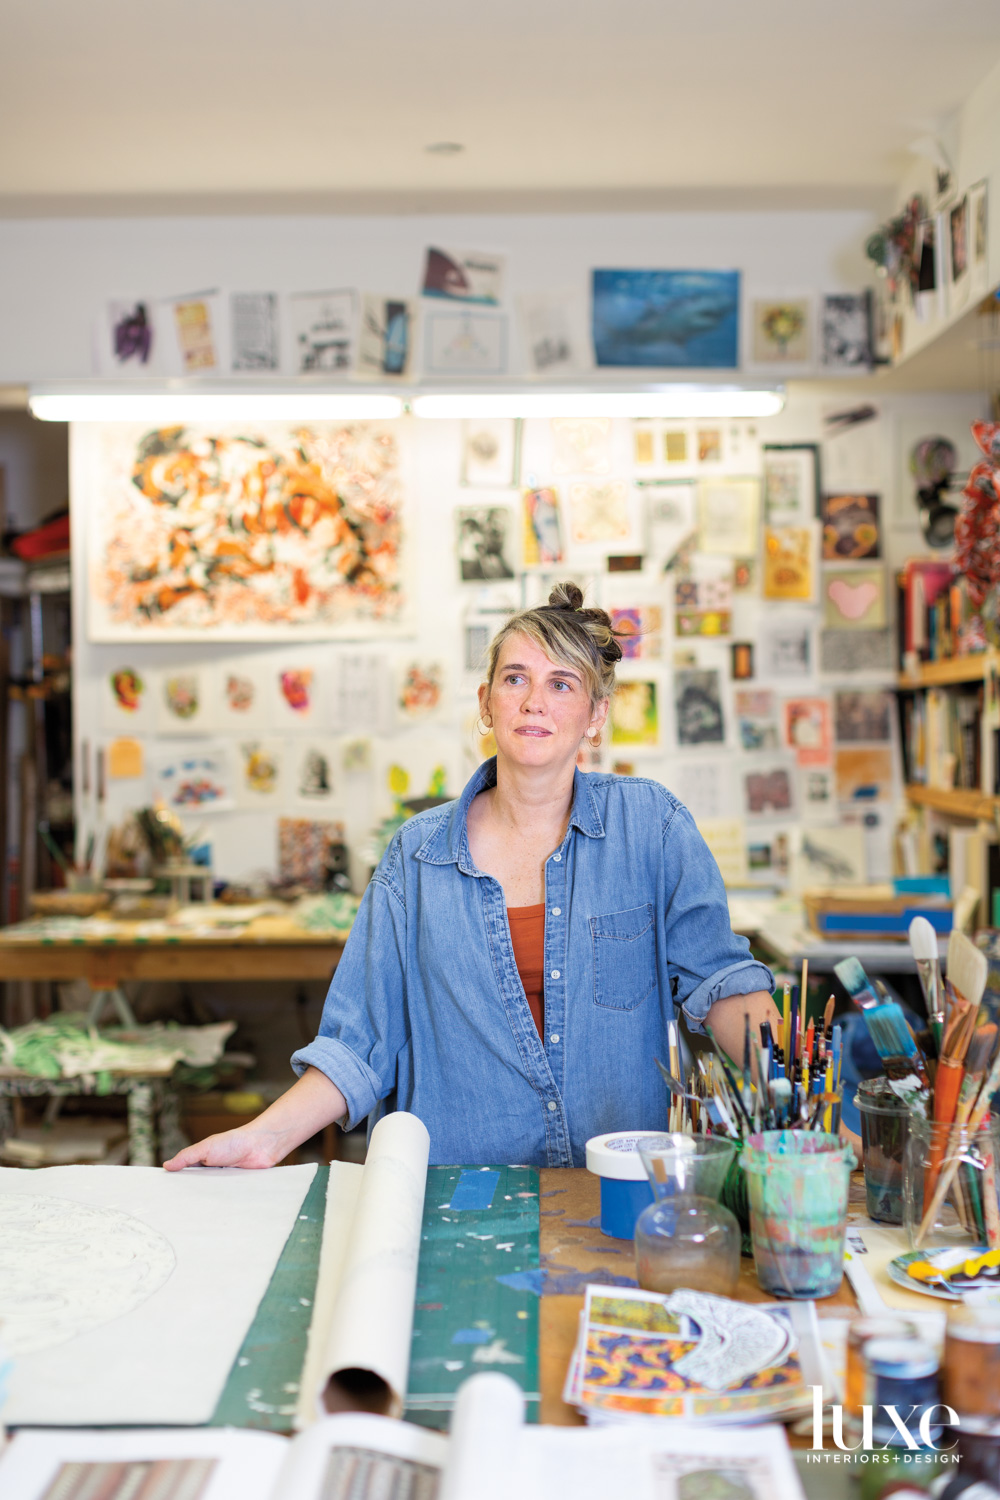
top-left (0, 1195), bottom-right (176, 1353)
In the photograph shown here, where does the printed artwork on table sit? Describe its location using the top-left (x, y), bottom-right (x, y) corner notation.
top-left (819, 627), bottom-right (893, 674)
top-left (522, 487), bottom-right (563, 566)
top-left (834, 690), bottom-right (893, 743)
top-left (86, 422), bottom-right (406, 640)
top-left (697, 479), bottom-right (760, 556)
top-left (610, 606), bottom-right (663, 659)
top-left (731, 642), bottom-right (754, 680)
top-left (759, 618), bottom-right (811, 678)
top-left (782, 697), bottom-right (832, 767)
top-left (278, 818), bottom-right (346, 888)
top-left (820, 494), bottom-right (881, 560)
top-left (834, 746), bottom-right (893, 802)
top-left (398, 661), bottom-right (444, 721)
top-left (591, 269), bottom-right (740, 369)
top-left (762, 445), bottom-right (819, 526)
top-left (763, 526), bottom-right (816, 602)
top-left (751, 298), bottom-right (811, 363)
top-left (455, 507), bottom-right (516, 582)
top-left (610, 679), bottom-right (660, 749)
top-left (569, 480), bottom-right (632, 547)
top-left (460, 419), bottom-right (520, 487)
top-left (822, 567), bottom-right (886, 630)
top-left (151, 746), bottom-right (233, 813)
top-left (294, 740), bottom-right (337, 802)
top-left (551, 417), bottom-right (612, 476)
top-left (742, 762), bottom-right (795, 818)
top-left (674, 668), bottom-right (725, 747)
top-left (735, 691), bottom-right (779, 751)
top-left (238, 739), bottom-right (283, 800)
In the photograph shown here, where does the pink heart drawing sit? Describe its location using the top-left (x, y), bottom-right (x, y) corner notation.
top-left (828, 578), bottom-right (878, 620)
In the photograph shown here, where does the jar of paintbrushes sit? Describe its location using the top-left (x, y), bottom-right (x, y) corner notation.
top-left (903, 1112), bottom-right (1000, 1252)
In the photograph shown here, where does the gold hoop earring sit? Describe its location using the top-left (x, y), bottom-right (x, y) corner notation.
top-left (587, 730), bottom-right (602, 749)
top-left (477, 715), bottom-right (494, 737)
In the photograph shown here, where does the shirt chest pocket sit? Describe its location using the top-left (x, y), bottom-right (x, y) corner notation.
top-left (590, 903), bottom-right (657, 1011)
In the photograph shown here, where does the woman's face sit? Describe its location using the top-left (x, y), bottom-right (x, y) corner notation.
top-left (480, 633), bottom-right (607, 771)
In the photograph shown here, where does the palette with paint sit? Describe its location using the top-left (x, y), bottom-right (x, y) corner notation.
top-left (888, 1245), bottom-right (1000, 1300)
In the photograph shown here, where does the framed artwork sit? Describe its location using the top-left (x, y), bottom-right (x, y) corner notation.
top-left (762, 445), bottom-right (820, 525)
top-left (460, 419), bottom-right (521, 487)
top-left (820, 493), bottom-right (880, 560)
top-left (822, 567), bottom-right (886, 630)
top-left (611, 678), bottom-right (661, 750)
top-left (970, 180), bottom-right (989, 295)
top-left (425, 312), bottom-right (508, 376)
top-left (357, 294), bottom-right (414, 378)
top-left (674, 668), bottom-right (725, 747)
top-left (455, 506), bottom-right (517, 582)
top-left (610, 605), bottom-right (663, 659)
top-left (592, 269), bottom-right (740, 368)
top-left (522, 487), bottom-right (564, 567)
top-left (84, 422), bottom-right (407, 641)
top-left (697, 478), bottom-right (760, 556)
top-left (762, 525), bottom-right (817, 602)
top-left (568, 480), bottom-right (633, 549)
top-left (421, 247), bottom-right (504, 305)
top-left (735, 689), bottom-right (779, 751)
top-left (552, 417), bottom-right (612, 476)
top-left (782, 696), bottom-right (832, 767)
top-left (731, 642), bottom-right (754, 680)
top-left (834, 690), bottom-right (893, 743)
top-left (751, 298), bottom-right (811, 363)
top-left (949, 196), bottom-right (969, 283)
top-left (820, 292), bottom-right (872, 370)
top-left (760, 617), bottom-right (812, 678)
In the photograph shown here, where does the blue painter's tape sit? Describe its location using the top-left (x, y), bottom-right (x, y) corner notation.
top-left (451, 1327), bottom-right (495, 1344)
top-left (448, 1169), bottom-right (500, 1212)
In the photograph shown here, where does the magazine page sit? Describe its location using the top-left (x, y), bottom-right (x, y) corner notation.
top-left (0, 1426), bottom-right (287, 1500)
top-left (273, 1412), bottom-right (447, 1500)
top-left (296, 1112), bottom-right (431, 1424)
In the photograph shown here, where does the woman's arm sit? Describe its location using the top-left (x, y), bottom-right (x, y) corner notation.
top-left (163, 1066), bottom-right (347, 1170)
top-left (705, 989), bottom-right (781, 1080)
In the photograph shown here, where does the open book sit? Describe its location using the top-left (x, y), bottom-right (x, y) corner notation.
top-left (0, 1373), bottom-right (808, 1500)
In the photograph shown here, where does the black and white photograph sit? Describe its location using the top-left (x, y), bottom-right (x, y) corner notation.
top-left (455, 506), bottom-right (517, 581)
top-left (674, 667), bottom-right (725, 746)
top-left (820, 292), bottom-right (872, 370)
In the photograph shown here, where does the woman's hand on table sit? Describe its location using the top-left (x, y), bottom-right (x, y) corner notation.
top-left (162, 1065), bottom-right (348, 1171)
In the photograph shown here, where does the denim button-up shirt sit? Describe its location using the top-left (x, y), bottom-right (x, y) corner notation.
top-left (292, 758), bottom-right (773, 1167)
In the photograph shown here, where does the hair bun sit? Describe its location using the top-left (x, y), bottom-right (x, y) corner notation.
top-left (548, 580), bottom-right (584, 611)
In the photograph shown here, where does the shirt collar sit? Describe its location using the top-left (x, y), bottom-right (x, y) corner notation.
top-left (416, 756), bottom-right (605, 868)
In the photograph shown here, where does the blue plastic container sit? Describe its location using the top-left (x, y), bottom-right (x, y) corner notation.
top-left (585, 1131), bottom-right (657, 1239)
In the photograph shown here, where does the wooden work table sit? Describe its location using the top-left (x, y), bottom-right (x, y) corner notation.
top-left (0, 914), bottom-right (344, 986)
top-left (537, 1166), bottom-right (858, 1428)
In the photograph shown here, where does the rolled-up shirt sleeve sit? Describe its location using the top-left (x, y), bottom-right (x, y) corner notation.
top-left (661, 804), bottom-right (774, 1032)
top-left (290, 836), bottom-right (409, 1130)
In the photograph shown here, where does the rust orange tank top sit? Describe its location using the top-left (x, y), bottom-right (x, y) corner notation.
top-left (507, 903), bottom-right (545, 1039)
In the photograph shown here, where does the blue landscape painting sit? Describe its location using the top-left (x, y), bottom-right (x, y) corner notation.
top-left (592, 269), bottom-right (740, 368)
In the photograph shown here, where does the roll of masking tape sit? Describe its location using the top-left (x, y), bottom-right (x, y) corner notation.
top-left (585, 1131), bottom-right (660, 1240)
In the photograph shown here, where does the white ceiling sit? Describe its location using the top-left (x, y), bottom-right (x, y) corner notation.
top-left (1, 0), bottom-right (999, 212)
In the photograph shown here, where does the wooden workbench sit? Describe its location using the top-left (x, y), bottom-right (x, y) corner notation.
top-left (537, 1166), bottom-right (857, 1427)
top-left (0, 915), bottom-right (344, 986)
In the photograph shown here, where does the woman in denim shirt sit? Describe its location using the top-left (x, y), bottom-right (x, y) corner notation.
top-left (167, 584), bottom-right (780, 1170)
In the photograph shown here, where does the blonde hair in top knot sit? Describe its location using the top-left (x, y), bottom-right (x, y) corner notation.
top-left (484, 581), bottom-right (623, 709)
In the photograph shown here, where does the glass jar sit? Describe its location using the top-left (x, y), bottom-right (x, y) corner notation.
top-left (633, 1133), bottom-right (739, 1296)
top-left (855, 1077), bottom-right (911, 1225)
top-left (902, 1113), bottom-right (1000, 1252)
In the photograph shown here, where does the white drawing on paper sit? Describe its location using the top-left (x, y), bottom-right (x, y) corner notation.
top-left (0, 1196), bottom-right (175, 1354)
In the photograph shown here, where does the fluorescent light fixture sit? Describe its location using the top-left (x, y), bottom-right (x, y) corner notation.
top-left (411, 389), bottom-right (784, 420)
top-left (29, 389), bottom-right (404, 423)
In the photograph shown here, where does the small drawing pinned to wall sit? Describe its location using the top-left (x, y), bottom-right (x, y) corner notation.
top-left (279, 668), bottom-right (314, 715)
top-left (225, 674), bottom-right (255, 714)
top-left (522, 487), bottom-right (563, 566)
top-left (110, 668), bottom-right (144, 713)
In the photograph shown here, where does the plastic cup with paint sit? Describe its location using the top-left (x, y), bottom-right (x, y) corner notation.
top-left (741, 1129), bottom-right (854, 1299)
top-left (855, 1077), bottom-right (911, 1225)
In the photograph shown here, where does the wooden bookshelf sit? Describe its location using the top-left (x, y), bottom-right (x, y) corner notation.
top-left (905, 784), bottom-right (1000, 819)
top-left (897, 652), bottom-right (998, 688)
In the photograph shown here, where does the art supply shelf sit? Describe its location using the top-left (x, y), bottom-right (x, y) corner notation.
top-left (904, 784), bottom-right (1000, 820)
top-left (898, 652), bottom-right (999, 688)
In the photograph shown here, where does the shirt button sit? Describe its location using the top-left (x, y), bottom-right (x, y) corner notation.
top-left (547, 1100), bottom-right (558, 1111)
top-left (553, 853), bottom-right (562, 862)
top-left (550, 1033), bottom-right (560, 1044)
top-left (551, 906), bottom-right (561, 915)
top-left (550, 969), bottom-right (560, 979)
